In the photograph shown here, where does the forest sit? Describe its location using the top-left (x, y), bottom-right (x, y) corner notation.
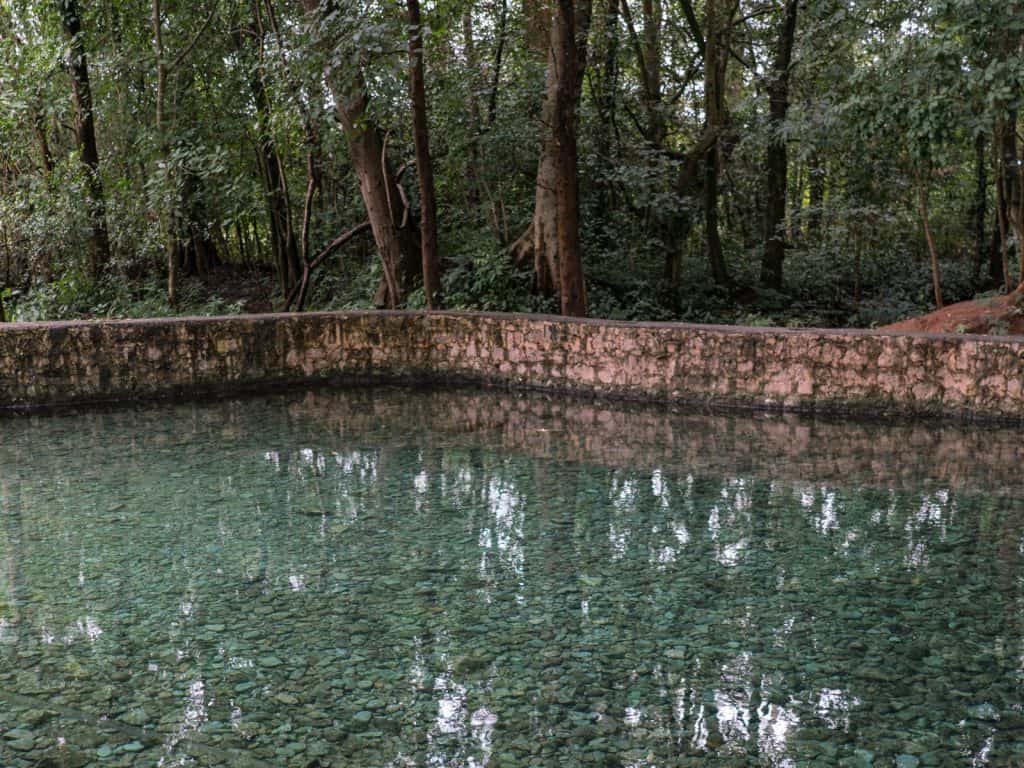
top-left (0, 0), bottom-right (1022, 327)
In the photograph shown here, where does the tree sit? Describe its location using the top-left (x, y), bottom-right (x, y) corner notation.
top-left (759, 0), bottom-right (799, 290)
top-left (510, 0), bottom-right (592, 312)
top-left (300, 0), bottom-right (418, 309)
top-left (242, 0), bottom-right (303, 301)
top-left (57, 0), bottom-right (110, 279)
top-left (407, 0), bottom-right (442, 309)
top-left (701, 0), bottom-right (730, 286)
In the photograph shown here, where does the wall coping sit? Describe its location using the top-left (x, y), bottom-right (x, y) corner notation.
top-left (4, 309), bottom-right (1024, 345)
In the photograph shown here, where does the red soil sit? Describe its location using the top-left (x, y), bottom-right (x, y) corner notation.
top-left (882, 287), bottom-right (1024, 336)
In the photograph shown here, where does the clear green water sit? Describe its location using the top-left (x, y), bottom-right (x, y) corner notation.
top-left (1, 389), bottom-right (1023, 768)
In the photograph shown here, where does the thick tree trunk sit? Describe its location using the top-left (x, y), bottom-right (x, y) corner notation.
top-left (408, 0), bottom-right (442, 309)
top-left (555, 0), bottom-right (586, 316)
top-left (994, 119), bottom-right (1017, 289)
top-left (1003, 115), bottom-right (1024, 284)
top-left (641, 0), bottom-right (664, 148)
top-left (346, 99), bottom-right (411, 307)
top-left (509, 49), bottom-right (560, 295)
top-left (59, 0), bottom-right (111, 279)
top-left (510, 0), bottom-right (592, 302)
top-left (759, 0), bottom-right (798, 290)
top-left (300, 0), bottom-right (417, 308)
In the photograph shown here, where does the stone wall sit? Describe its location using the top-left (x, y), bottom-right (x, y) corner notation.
top-left (1, 311), bottom-right (1022, 419)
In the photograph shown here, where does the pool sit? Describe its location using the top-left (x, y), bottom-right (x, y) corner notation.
top-left (1, 388), bottom-right (1022, 767)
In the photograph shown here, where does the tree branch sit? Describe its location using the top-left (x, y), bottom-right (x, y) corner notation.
top-left (170, 5), bottom-right (218, 72)
top-left (674, 0), bottom-right (704, 54)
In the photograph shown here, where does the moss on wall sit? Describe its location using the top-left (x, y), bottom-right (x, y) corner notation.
top-left (1, 311), bottom-right (1022, 420)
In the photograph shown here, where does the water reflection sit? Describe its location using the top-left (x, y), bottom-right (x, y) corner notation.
top-left (0, 389), bottom-right (1022, 766)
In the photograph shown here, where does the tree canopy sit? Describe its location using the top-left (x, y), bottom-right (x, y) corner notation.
top-left (0, 0), bottom-right (1022, 326)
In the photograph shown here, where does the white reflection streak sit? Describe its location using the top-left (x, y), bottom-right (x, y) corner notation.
top-left (651, 469), bottom-right (667, 505)
top-left (815, 490), bottom-right (838, 534)
top-left (674, 679), bottom-right (687, 727)
top-left (408, 637), bottom-right (427, 691)
top-left (674, 522), bottom-right (690, 546)
top-left (436, 677), bottom-right (466, 734)
top-left (716, 539), bottom-right (748, 568)
top-left (691, 703), bottom-right (708, 750)
top-left (159, 678), bottom-right (208, 767)
top-left (609, 523), bottom-right (628, 560)
top-left (487, 480), bottom-right (524, 578)
top-left (469, 708), bottom-right (498, 767)
top-left (716, 653), bottom-right (752, 744)
top-left (657, 546), bottom-right (676, 565)
top-left (758, 701), bottom-right (799, 766)
top-left (973, 733), bottom-right (994, 766)
top-left (60, 616), bottom-right (103, 645)
top-left (414, 470), bottom-right (428, 513)
top-left (816, 688), bottom-right (859, 731)
top-left (263, 450), bottom-right (280, 470)
top-left (716, 689), bottom-right (749, 742)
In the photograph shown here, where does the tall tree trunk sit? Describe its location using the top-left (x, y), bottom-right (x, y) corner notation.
top-left (971, 133), bottom-right (988, 280)
top-left (32, 97), bottom-right (53, 176)
top-left (555, 0), bottom-right (586, 316)
top-left (59, 0), bottom-right (111, 279)
top-left (244, 5), bottom-right (301, 299)
top-left (995, 118), bottom-right (1016, 289)
top-left (806, 153), bottom-right (825, 238)
top-left (510, 49), bottom-right (560, 295)
top-left (914, 168), bottom-right (943, 309)
top-left (593, 0), bottom-right (619, 229)
top-left (509, 0), bottom-right (592, 302)
top-left (702, 0), bottom-right (729, 285)
top-left (462, 5), bottom-right (483, 209)
top-left (152, 0), bottom-right (178, 305)
top-left (759, 0), bottom-right (798, 290)
top-left (408, 0), bottom-right (442, 309)
top-left (486, 0), bottom-right (509, 126)
top-left (641, 0), bottom-right (664, 148)
top-left (1004, 114), bottom-right (1024, 285)
top-left (32, 95), bottom-right (55, 281)
top-left (623, 0), bottom-right (677, 277)
top-left (300, 0), bottom-right (418, 308)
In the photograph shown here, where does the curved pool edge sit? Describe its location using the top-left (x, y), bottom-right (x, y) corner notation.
top-left (1, 310), bottom-right (1022, 422)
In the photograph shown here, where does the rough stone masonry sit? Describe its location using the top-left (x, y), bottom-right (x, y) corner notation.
top-left (1, 311), bottom-right (1022, 420)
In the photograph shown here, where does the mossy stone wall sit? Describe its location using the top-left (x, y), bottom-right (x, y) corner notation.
top-left (1, 311), bottom-right (1022, 420)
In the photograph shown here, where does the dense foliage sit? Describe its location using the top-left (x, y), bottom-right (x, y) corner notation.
top-left (0, 0), bottom-right (1022, 326)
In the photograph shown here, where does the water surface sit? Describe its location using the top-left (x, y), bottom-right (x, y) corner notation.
top-left (1, 388), bottom-right (1023, 767)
